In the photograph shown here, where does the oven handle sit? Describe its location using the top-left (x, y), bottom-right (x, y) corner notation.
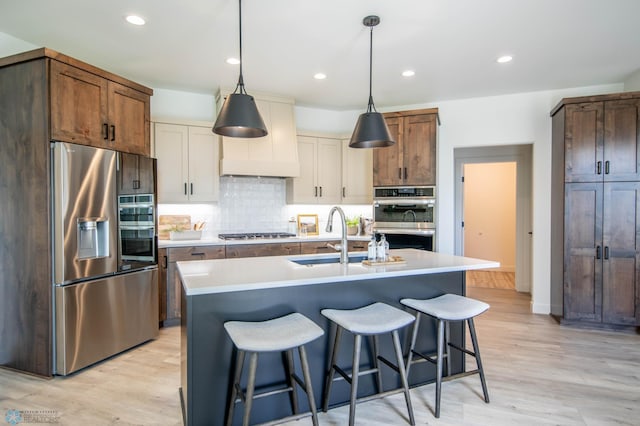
top-left (373, 228), bottom-right (435, 236)
top-left (374, 199), bottom-right (434, 206)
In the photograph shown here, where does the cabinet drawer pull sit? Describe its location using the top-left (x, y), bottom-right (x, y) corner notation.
top-left (110, 125), bottom-right (116, 141)
top-left (191, 252), bottom-right (205, 256)
top-left (596, 245), bottom-right (601, 259)
top-left (597, 161), bottom-right (602, 175)
top-left (103, 123), bottom-right (109, 140)
top-left (605, 161), bottom-right (610, 174)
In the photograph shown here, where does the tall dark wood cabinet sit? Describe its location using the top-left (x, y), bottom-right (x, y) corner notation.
top-left (373, 108), bottom-right (439, 187)
top-left (0, 48), bottom-right (152, 376)
top-left (118, 152), bottom-right (156, 195)
top-left (551, 92), bottom-right (640, 328)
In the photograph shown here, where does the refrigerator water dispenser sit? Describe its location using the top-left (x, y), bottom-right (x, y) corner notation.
top-left (77, 218), bottom-right (109, 259)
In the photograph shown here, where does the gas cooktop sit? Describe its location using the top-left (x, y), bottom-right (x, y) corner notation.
top-left (217, 232), bottom-right (297, 240)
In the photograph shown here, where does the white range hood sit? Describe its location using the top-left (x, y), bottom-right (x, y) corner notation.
top-left (216, 89), bottom-right (300, 178)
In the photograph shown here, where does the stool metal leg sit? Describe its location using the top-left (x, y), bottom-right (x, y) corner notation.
top-left (405, 312), bottom-right (422, 378)
top-left (468, 318), bottom-right (490, 403)
top-left (298, 345), bottom-right (319, 426)
top-left (371, 335), bottom-right (384, 393)
top-left (435, 319), bottom-right (445, 418)
top-left (322, 325), bottom-right (343, 412)
top-left (349, 334), bottom-right (362, 426)
top-left (392, 330), bottom-right (416, 426)
top-left (242, 352), bottom-right (259, 426)
top-left (445, 321), bottom-right (451, 377)
top-left (225, 349), bottom-right (245, 426)
top-left (284, 349), bottom-right (300, 414)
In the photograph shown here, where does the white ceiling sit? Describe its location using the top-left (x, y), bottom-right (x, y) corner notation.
top-left (1, 0), bottom-right (639, 110)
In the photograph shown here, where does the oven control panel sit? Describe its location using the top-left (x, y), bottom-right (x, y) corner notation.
top-left (374, 186), bottom-right (435, 199)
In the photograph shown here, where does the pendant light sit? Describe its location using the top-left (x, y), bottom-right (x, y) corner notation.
top-left (349, 15), bottom-right (394, 148)
top-left (213, 0), bottom-right (267, 138)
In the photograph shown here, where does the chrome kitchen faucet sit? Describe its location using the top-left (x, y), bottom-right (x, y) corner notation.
top-left (326, 206), bottom-right (349, 264)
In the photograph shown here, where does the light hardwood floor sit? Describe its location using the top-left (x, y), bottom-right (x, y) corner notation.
top-left (1, 287), bottom-right (639, 425)
top-left (466, 270), bottom-right (515, 289)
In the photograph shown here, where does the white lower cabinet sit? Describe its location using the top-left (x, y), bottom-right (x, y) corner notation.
top-left (287, 135), bottom-right (341, 204)
top-left (154, 122), bottom-right (219, 203)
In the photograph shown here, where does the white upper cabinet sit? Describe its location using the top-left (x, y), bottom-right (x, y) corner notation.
top-left (217, 90), bottom-right (299, 177)
top-left (287, 135), bottom-right (341, 204)
top-left (341, 138), bottom-right (373, 204)
top-left (154, 122), bottom-right (219, 203)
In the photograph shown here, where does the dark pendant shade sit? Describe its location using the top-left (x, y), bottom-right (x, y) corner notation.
top-left (349, 15), bottom-right (395, 149)
top-left (349, 112), bottom-right (394, 148)
top-left (213, 93), bottom-right (268, 138)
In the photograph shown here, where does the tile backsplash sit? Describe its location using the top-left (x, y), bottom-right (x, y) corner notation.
top-left (158, 176), bottom-right (372, 238)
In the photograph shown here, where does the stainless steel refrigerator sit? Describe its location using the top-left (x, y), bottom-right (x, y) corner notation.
top-left (51, 142), bottom-right (158, 375)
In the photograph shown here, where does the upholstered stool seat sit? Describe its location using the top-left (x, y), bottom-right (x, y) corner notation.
top-left (321, 302), bottom-right (416, 426)
top-left (224, 313), bottom-right (324, 426)
top-left (400, 294), bottom-right (490, 418)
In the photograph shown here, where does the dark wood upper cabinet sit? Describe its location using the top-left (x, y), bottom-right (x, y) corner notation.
top-left (118, 152), bottom-right (156, 195)
top-left (373, 108), bottom-right (439, 187)
top-left (49, 56), bottom-right (151, 156)
top-left (564, 99), bottom-right (640, 183)
top-left (50, 60), bottom-right (109, 147)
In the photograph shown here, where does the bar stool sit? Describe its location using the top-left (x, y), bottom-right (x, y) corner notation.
top-left (224, 313), bottom-right (324, 426)
top-left (321, 302), bottom-right (416, 426)
top-left (400, 294), bottom-right (490, 418)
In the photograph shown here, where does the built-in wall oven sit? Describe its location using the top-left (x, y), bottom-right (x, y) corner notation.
top-left (373, 186), bottom-right (436, 251)
top-left (118, 194), bottom-right (156, 271)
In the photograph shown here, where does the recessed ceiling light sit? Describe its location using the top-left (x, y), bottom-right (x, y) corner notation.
top-left (226, 57), bottom-right (240, 65)
top-left (125, 15), bottom-right (146, 26)
top-left (314, 73), bottom-right (327, 80)
top-left (402, 70), bottom-right (415, 77)
top-left (497, 55), bottom-right (513, 63)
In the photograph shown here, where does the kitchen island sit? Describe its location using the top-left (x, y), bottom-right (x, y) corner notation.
top-left (178, 249), bottom-right (498, 426)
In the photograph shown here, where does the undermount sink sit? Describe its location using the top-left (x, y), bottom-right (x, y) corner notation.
top-left (290, 254), bottom-right (368, 266)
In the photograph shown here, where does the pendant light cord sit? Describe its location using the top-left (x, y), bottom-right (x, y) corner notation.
top-left (235, 0), bottom-right (246, 95)
top-left (367, 24), bottom-right (376, 113)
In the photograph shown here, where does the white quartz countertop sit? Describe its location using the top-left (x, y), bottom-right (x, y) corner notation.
top-left (158, 234), bottom-right (370, 248)
top-left (177, 248), bottom-right (499, 296)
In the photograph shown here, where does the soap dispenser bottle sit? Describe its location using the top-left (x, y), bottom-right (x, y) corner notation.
top-left (377, 234), bottom-right (389, 262)
top-left (367, 234), bottom-right (377, 261)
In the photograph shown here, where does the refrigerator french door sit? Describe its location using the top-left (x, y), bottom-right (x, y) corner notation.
top-left (51, 142), bottom-right (158, 375)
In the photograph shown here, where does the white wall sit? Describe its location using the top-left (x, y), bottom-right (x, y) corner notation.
top-left (0, 31), bottom-right (37, 56)
top-left (151, 88), bottom-right (216, 122)
top-left (624, 69), bottom-right (640, 91)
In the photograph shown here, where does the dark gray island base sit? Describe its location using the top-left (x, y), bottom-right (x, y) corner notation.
top-left (180, 270), bottom-right (468, 426)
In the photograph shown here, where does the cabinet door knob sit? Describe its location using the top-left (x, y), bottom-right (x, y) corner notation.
top-left (404, 167), bottom-right (408, 180)
top-left (190, 183), bottom-right (194, 195)
top-left (398, 168), bottom-right (402, 179)
top-left (596, 245), bottom-right (601, 259)
top-left (597, 161), bottom-right (602, 175)
top-left (605, 161), bottom-right (610, 175)
top-left (314, 186), bottom-right (318, 197)
top-left (604, 246), bottom-right (609, 260)
top-left (342, 187), bottom-right (346, 197)
top-left (319, 186), bottom-right (323, 197)
top-left (184, 183), bottom-right (187, 195)
top-left (103, 123), bottom-right (109, 140)
top-left (110, 125), bottom-right (116, 141)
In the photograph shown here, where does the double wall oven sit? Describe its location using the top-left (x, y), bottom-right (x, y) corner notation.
top-left (373, 186), bottom-right (436, 251)
top-left (118, 194), bottom-right (156, 271)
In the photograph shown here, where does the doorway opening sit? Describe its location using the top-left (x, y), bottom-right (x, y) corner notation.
top-left (454, 144), bottom-right (532, 295)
